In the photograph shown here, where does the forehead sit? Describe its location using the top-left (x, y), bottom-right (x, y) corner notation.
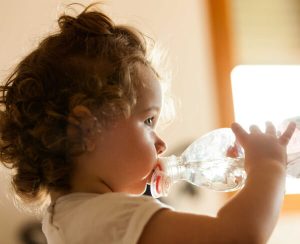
top-left (133, 64), bottom-right (162, 111)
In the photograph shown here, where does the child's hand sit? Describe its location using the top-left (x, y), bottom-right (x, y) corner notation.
top-left (231, 121), bottom-right (296, 173)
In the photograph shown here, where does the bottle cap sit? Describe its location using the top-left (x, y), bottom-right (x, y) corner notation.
top-left (150, 164), bottom-right (172, 198)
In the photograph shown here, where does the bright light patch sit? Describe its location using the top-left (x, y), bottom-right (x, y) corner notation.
top-left (231, 65), bottom-right (300, 129)
top-left (231, 65), bottom-right (300, 194)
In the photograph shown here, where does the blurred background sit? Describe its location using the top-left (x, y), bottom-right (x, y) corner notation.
top-left (1, 0), bottom-right (300, 243)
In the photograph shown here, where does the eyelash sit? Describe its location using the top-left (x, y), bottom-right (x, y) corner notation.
top-left (145, 117), bottom-right (154, 126)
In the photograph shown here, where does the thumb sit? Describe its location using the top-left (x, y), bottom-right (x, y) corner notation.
top-left (279, 122), bottom-right (296, 146)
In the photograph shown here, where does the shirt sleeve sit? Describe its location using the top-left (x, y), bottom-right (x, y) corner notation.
top-left (122, 196), bottom-right (171, 244)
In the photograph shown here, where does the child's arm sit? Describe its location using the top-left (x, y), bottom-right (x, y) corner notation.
top-left (139, 122), bottom-right (296, 244)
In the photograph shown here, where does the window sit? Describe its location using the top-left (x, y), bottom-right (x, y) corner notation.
top-left (231, 65), bottom-right (300, 194)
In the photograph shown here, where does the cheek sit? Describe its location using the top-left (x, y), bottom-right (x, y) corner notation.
top-left (100, 123), bottom-right (157, 180)
top-left (127, 131), bottom-right (156, 170)
top-left (134, 130), bottom-right (156, 156)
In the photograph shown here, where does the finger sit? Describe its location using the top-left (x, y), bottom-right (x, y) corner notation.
top-left (249, 124), bottom-right (262, 134)
top-left (226, 144), bottom-right (239, 158)
top-left (279, 122), bottom-right (296, 146)
top-left (265, 121), bottom-right (276, 135)
top-left (231, 122), bottom-right (248, 146)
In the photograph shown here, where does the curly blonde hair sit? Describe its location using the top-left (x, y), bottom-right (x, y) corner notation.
top-left (0, 4), bottom-right (156, 203)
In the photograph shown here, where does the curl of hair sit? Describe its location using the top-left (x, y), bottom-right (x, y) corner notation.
top-left (0, 4), bottom-right (153, 204)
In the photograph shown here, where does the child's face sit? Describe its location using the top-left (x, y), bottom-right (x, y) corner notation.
top-left (80, 64), bottom-right (167, 195)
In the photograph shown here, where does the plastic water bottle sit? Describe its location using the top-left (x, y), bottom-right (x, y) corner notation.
top-left (150, 120), bottom-right (300, 198)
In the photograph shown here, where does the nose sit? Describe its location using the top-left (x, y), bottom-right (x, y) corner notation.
top-left (155, 134), bottom-right (167, 155)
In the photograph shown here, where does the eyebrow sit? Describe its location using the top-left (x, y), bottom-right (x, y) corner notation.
top-left (142, 106), bottom-right (161, 113)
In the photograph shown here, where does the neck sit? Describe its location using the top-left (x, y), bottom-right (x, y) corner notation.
top-left (50, 179), bottom-right (113, 203)
top-left (50, 191), bottom-right (67, 203)
top-left (70, 171), bottom-right (114, 195)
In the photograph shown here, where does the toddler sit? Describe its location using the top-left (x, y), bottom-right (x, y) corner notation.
top-left (0, 4), bottom-right (296, 244)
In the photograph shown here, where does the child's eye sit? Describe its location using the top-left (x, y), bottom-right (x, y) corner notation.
top-left (145, 117), bottom-right (154, 126)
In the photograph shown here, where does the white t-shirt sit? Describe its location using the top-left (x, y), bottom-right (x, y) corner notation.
top-left (42, 192), bottom-right (171, 244)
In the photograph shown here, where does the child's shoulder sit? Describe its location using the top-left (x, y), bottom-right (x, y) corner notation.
top-left (71, 192), bottom-right (171, 214)
top-left (48, 192), bottom-right (171, 226)
top-left (43, 192), bottom-right (171, 243)
top-left (56, 191), bottom-right (164, 205)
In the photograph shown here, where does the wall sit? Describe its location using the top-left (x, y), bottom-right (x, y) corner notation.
top-left (0, 1), bottom-right (220, 243)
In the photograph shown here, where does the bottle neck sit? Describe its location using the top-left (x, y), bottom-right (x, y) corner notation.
top-left (163, 155), bottom-right (186, 182)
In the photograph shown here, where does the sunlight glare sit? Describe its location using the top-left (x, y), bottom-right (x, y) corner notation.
top-left (231, 65), bottom-right (300, 194)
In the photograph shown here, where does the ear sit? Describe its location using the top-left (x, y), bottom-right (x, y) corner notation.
top-left (68, 105), bottom-right (100, 152)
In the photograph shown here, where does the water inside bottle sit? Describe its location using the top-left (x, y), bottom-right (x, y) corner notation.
top-left (179, 157), bottom-right (246, 191)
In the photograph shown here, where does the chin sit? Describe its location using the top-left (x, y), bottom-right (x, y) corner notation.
top-left (129, 183), bottom-right (148, 195)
